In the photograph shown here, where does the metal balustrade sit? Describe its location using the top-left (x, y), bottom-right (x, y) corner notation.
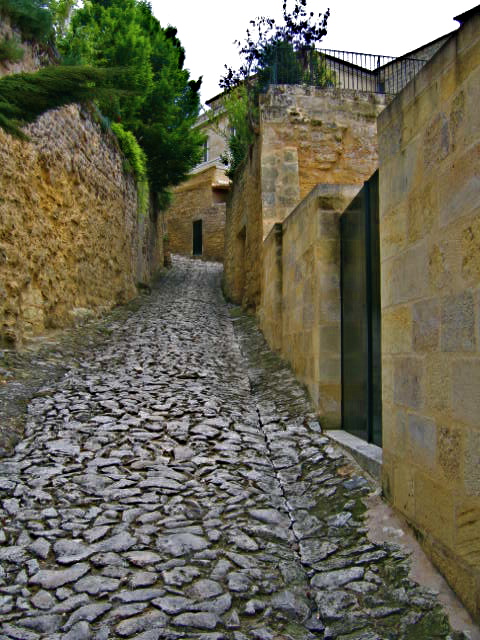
top-left (263, 47), bottom-right (428, 95)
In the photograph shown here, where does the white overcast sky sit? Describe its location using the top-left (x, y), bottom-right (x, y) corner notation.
top-left (149, 0), bottom-right (473, 106)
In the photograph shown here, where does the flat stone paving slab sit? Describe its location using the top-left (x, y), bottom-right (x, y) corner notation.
top-left (0, 256), bottom-right (474, 639)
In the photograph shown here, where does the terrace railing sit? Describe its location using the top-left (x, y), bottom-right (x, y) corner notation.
top-left (263, 48), bottom-right (428, 95)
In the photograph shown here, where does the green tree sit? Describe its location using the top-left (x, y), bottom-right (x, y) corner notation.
top-left (61, 0), bottom-right (204, 197)
top-left (218, 0), bottom-right (333, 178)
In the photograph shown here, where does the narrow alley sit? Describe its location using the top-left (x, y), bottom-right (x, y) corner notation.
top-left (0, 258), bottom-right (470, 639)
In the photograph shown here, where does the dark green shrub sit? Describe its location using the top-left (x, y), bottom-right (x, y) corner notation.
top-left (0, 34), bottom-right (24, 62)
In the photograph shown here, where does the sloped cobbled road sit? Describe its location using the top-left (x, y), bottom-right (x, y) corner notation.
top-left (0, 257), bottom-right (467, 639)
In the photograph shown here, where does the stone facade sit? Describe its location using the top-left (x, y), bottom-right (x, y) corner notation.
top-left (260, 184), bottom-right (360, 427)
top-left (0, 104), bottom-right (163, 345)
top-left (223, 85), bottom-right (386, 313)
top-left (223, 143), bottom-right (262, 309)
top-left (259, 86), bottom-right (386, 239)
top-left (378, 13), bottom-right (480, 621)
top-left (165, 103), bottom-right (229, 262)
top-left (166, 164), bottom-right (228, 262)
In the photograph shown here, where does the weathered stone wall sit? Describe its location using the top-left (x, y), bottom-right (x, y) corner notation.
top-left (166, 164), bottom-right (227, 262)
top-left (378, 15), bottom-right (480, 621)
top-left (260, 184), bottom-right (360, 427)
top-left (224, 86), bottom-right (386, 311)
top-left (259, 86), bottom-right (386, 239)
top-left (0, 104), bottom-right (163, 345)
top-left (223, 143), bottom-right (262, 309)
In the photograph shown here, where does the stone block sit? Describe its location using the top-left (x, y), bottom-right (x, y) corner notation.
top-left (393, 356), bottom-right (424, 410)
top-left (439, 143), bottom-right (480, 228)
top-left (461, 215), bottom-right (480, 284)
top-left (430, 542), bottom-right (480, 620)
top-left (452, 358), bottom-right (480, 427)
top-left (380, 204), bottom-right (407, 261)
top-left (317, 210), bottom-right (340, 240)
top-left (408, 413), bottom-right (437, 468)
top-left (423, 112), bottom-right (450, 171)
top-left (441, 291), bottom-right (476, 352)
top-left (390, 243), bottom-right (429, 305)
top-left (393, 461), bottom-right (415, 520)
top-left (412, 298), bottom-right (440, 352)
top-left (318, 356), bottom-right (341, 384)
top-left (437, 424), bottom-right (462, 482)
top-left (318, 291), bottom-right (340, 325)
top-left (319, 325), bottom-right (340, 354)
top-left (415, 472), bottom-right (455, 548)
top-left (428, 243), bottom-right (450, 294)
top-left (382, 305), bottom-right (412, 354)
top-left (455, 499), bottom-right (480, 566)
top-left (381, 356), bottom-right (394, 406)
top-left (424, 353), bottom-right (451, 413)
top-left (463, 429), bottom-right (480, 497)
top-left (407, 181), bottom-right (437, 244)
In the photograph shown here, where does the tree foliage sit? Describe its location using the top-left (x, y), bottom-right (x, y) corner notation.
top-left (0, 65), bottom-right (132, 138)
top-left (60, 0), bottom-right (204, 196)
top-left (210, 85), bottom-right (255, 179)
top-left (218, 0), bottom-right (332, 178)
top-left (46, 0), bottom-right (77, 38)
top-left (220, 0), bottom-right (330, 91)
top-left (0, 33), bottom-right (24, 62)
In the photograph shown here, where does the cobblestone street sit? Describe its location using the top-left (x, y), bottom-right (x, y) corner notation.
top-left (0, 257), bottom-right (472, 639)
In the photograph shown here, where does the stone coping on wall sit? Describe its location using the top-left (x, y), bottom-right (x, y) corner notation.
top-left (274, 181), bottom-right (363, 231)
top-left (326, 429), bottom-right (383, 480)
top-left (190, 158), bottom-right (228, 176)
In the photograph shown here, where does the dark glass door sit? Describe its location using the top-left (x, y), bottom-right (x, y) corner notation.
top-left (340, 171), bottom-right (382, 446)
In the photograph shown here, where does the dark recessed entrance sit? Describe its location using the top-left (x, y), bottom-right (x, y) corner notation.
top-left (341, 171), bottom-right (382, 446)
top-left (193, 219), bottom-right (203, 256)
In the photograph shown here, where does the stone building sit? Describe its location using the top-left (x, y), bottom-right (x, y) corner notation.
top-left (378, 7), bottom-right (480, 621)
top-left (165, 98), bottom-right (230, 262)
top-left (222, 9), bottom-right (480, 622)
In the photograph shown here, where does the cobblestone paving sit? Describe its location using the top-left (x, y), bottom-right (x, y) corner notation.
top-left (0, 257), bottom-right (469, 639)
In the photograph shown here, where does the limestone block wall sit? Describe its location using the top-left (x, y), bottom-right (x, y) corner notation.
top-left (260, 184), bottom-right (359, 427)
top-left (166, 165), bottom-right (227, 262)
top-left (224, 85), bottom-right (386, 311)
top-left (259, 86), bottom-right (387, 238)
top-left (0, 104), bottom-right (163, 345)
top-left (223, 143), bottom-right (262, 309)
top-left (260, 224), bottom-right (283, 351)
top-left (378, 15), bottom-right (480, 621)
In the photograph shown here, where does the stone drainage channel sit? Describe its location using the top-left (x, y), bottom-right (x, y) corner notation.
top-left (0, 257), bottom-right (472, 640)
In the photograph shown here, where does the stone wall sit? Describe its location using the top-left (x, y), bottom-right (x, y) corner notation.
top-left (166, 164), bottom-right (227, 262)
top-left (223, 143), bottom-right (262, 309)
top-left (378, 15), bottom-right (480, 621)
top-left (0, 104), bottom-right (163, 345)
top-left (259, 86), bottom-right (386, 239)
top-left (260, 184), bottom-right (360, 428)
top-left (223, 86), bottom-right (385, 311)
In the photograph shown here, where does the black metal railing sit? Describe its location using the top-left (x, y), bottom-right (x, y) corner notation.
top-left (262, 47), bottom-right (428, 95)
